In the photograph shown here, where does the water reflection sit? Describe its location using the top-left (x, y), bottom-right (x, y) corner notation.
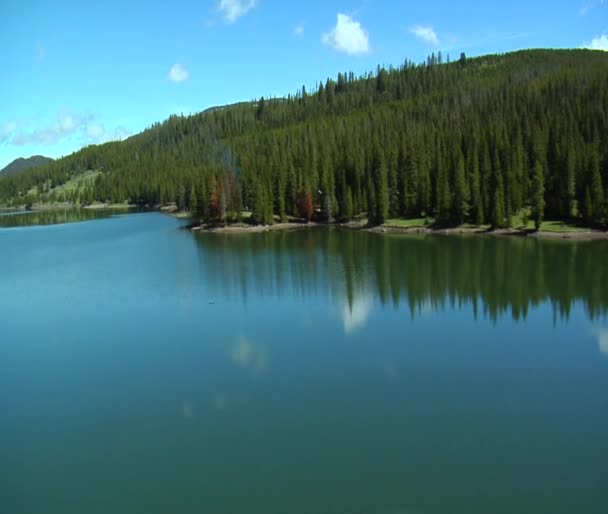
top-left (343, 294), bottom-right (373, 334)
top-left (0, 208), bottom-right (138, 228)
top-left (598, 329), bottom-right (608, 357)
top-left (194, 228), bottom-right (608, 324)
top-left (230, 337), bottom-right (269, 375)
top-left (210, 391), bottom-right (248, 412)
top-left (181, 400), bottom-right (194, 420)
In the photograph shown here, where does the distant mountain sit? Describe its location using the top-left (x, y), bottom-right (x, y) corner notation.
top-left (0, 156), bottom-right (54, 177)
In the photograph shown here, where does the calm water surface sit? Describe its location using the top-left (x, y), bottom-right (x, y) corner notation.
top-left (0, 208), bottom-right (138, 228)
top-left (1, 213), bottom-right (607, 514)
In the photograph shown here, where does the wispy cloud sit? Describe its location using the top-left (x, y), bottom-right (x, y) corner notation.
top-left (217, 0), bottom-right (257, 23)
top-left (8, 112), bottom-right (130, 147)
top-left (168, 63), bottom-right (190, 83)
top-left (13, 112), bottom-right (88, 146)
top-left (293, 25), bottom-right (304, 37)
top-left (581, 0), bottom-right (606, 15)
top-left (85, 123), bottom-right (131, 144)
top-left (322, 13), bottom-right (370, 55)
top-left (583, 34), bottom-right (608, 50)
top-left (410, 25), bottom-right (439, 45)
top-left (0, 121), bottom-right (17, 143)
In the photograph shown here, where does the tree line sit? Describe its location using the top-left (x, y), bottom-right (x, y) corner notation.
top-left (1, 49), bottom-right (607, 228)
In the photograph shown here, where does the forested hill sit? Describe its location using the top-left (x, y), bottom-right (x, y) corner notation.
top-left (0, 156), bottom-right (53, 178)
top-left (1, 49), bottom-right (607, 228)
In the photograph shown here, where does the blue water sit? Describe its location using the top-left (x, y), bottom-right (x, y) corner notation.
top-left (1, 213), bottom-right (607, 514)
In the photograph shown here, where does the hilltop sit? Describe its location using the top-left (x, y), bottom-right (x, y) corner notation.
top-left (0, 156), bottom-right (53, 178)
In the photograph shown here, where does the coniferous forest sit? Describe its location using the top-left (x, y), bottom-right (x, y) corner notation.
top-left (1, 49), bottom-right (607, 228)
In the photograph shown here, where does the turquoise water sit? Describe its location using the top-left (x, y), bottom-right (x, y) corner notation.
top-left (1, 213), bottom-right (607, 514)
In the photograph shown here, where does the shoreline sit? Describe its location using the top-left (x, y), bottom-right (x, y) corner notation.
top-left (5, 202), bottom-right (605, 240)
top-left (365, 224), bottom-right (608, 240)
top-left (192, 221), bottom-right (325, 233)
top-left (0, 202), bottom-right (137, 212)
top-left (186, 218), bottom-right (608, 240)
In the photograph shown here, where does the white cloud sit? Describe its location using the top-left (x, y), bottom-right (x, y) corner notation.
top-left (293, 25), bottom-right (304, 37)
top-left (322, 13), bottom-right (370, 55)
top-left (168, 63), bottom-right (190, 83)
top-left (86, 124), bottom-right (105, 139)
top-left (581, 0), bottom-right (606, 15)
top-left (0, 121), bottom-right (17, 143)
top-left (410, 25), bottom-right (439, 45)
top-left (218, 0), bottom-right (257, 23)
top-left (85, 123), bottom-right (131, 144)
top-left (8, 112), bottom-right (130, 147)
top-left (13, 112), bottom-right (88, 146)
top-left (584, 34), bottom-right (608, 51)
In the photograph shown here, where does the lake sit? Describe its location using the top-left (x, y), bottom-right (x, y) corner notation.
top-left (1, 212), bottom-right (607, 514)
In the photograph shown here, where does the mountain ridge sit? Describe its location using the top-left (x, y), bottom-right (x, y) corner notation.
top-left (0, 155), bottom-right (54, 178)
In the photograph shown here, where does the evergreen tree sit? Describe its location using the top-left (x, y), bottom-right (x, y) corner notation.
top-left (435, 162), bottom-right (451, 226)
top-left (452, 149), bottom-right (469, 225)
top-left (531, 161), bottom-right (545, 231)
top-left (190, 184), bottom-right (199, 221)
top-left (345, 187), bottom-right (354, 221)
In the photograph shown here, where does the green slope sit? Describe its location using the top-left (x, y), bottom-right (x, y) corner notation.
top-left (1, 49), bottom-right (607, 228)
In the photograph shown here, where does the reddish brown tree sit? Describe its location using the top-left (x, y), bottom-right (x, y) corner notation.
top-left (297, 188), bottom-right (314, 222)
top-left (209, 176), bottom-right (226, 223)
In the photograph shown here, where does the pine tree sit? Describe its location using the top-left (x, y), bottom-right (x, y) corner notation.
top-left (345, 187), bottom-right (354, 221)
top-left (452, 149), bottom-right (469, 225)
top-left (435, 162), bottom-right (451, 226)
top-left (371, 146), bottom-right (389, 225)
top-left (190, 184), bottom-right (199, 221)
top-left (470, 150), bottom-right (484, 225)
top-left (584, 186), bottom-right (593, 225)
top-left (565, 150), bottom-right (576, 219)
top-left (590, 150), bottom-right (604, 223)
top-left (531, 161), bottom-right (545, 231)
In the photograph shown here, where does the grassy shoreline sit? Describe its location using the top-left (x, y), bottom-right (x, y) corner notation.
top-left (184, 214), bottom-right (608, 240)
top-left (4, 201), bottom-right (605, 240)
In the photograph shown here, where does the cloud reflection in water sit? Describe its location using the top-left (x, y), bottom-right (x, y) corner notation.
top-left (231, 337), bottom-right (269, 375)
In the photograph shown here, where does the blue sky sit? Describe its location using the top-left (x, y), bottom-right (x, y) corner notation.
top-left (1, 0), bottom-right (607, 169)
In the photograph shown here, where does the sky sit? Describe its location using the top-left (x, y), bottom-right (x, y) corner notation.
top-left (1, 0), bottom-right (607, 170)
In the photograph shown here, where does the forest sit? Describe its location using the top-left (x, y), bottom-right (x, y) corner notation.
top-left (1, 49), bottom-right (607, 229)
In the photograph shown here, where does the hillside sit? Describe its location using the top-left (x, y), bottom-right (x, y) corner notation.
top-left (0, 156), bottom-right (53, 178)
top-left (0, 49), bottom-right (607, 228)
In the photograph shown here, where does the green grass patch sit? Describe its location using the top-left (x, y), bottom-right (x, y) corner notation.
top-left (25, 170), bottom-right (102, 198)
top-left (384, 217), bottom-right (429, 228)
top-left (53, 170), bottom-right (101, 193)
top-left (536, 220), bottom-right (588, 233)
top-left (461, 223), bottom-right (491, 230)
top-left (511, 209), bottom-right (586, 232)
